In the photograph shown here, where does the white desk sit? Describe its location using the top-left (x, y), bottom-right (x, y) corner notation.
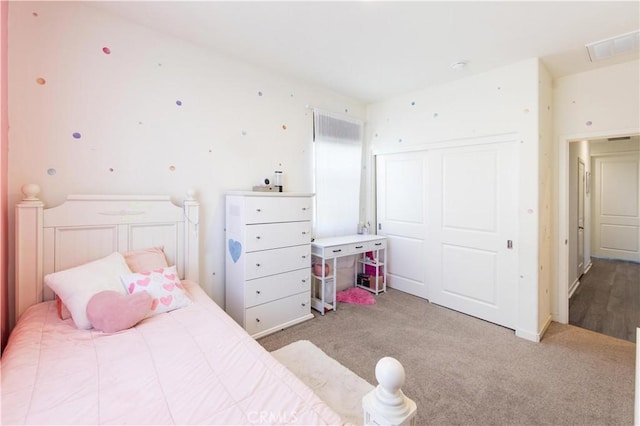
top-left (310, 234), bottom-right (387, 314)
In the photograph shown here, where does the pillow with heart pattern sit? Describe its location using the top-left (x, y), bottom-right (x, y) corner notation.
top-left (120, 265), bottom-right (191, 317)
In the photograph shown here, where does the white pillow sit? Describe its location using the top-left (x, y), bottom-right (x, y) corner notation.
top-left (44, 252), bottom-right (133, 329)
top-left (120, 265), bottom-right (192, 317)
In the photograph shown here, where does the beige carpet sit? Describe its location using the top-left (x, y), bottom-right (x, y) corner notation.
top-left (271, 339), bottom-right (374, 425)
top-left (259, 288), bottom-right (636, 425)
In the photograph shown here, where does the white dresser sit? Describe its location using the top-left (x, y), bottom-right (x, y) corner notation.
top-left (225, 192), bottom-right (314, 338)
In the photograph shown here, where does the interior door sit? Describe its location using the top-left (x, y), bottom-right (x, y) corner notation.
top-left (376, 152), bottom-right (429, 299)
top-left (426, 142), bottom-right (518, 329)
top-left (592, 153), bottom-right (640, 262)
top-left (577, 159), bottom-right (585, 276)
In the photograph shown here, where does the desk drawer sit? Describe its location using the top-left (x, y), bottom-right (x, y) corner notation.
top-left (344, 239), bottom-right (387, 254)
top-left (245, 245), bottom-right (311, 280)
top-left (245, 269), bottom-right (310, 308)
top-left (245, 222), bottom-right (311, 252)
top-left (244, 197), bottom-right (312, 224)
top-left (245, 292), bottom-right (310, 336)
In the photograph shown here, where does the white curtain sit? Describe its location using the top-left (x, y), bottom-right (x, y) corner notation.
top-left (313, 109), bottom-right (363, 239)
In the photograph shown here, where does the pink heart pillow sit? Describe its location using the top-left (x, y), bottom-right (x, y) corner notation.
top-left (86, 290), bottom-right (152, 333)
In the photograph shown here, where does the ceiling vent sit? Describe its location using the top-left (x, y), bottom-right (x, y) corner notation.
top-left (607, 136), bottom-right (631, 141)
top-left (586, 30), bottom-right (640, 62)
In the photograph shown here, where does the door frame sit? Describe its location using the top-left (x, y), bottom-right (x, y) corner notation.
top-left (556, 128), bottom-right (639, 324)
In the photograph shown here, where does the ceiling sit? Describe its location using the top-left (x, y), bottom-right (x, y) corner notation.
top-left (91, 1), bottom-right (640, 104)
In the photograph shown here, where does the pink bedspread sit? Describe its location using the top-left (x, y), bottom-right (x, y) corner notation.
top-left (1, 281), bottom-right (342, 425)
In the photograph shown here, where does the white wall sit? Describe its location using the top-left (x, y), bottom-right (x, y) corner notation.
top-left (552, 60), bottom-right (640, 321)
top-left (7, 1), bottom-right (365, 307)
top-left (538, 61), bottom-right (553, 334)
top-left (366, 58), bottom-right (546, 340)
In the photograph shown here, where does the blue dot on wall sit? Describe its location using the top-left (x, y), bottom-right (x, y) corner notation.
top-left (72, 132), bottom-right (81, 139)
top-left (176, 100), bottom-right (182, 106)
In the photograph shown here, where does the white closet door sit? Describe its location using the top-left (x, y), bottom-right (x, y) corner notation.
top-left (426, 142), bottom-right (518, 329)
top-left (592, 154), bottom-right (640, 262)
top-left (376, 152), bottom-right (429, 299)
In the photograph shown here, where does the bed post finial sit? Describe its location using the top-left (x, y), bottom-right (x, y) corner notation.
top-left (185, 188), bottom-right (196, 201)
top-left (363, 357), bottom-right (417, 425)
top-left (21, 183), bottom-right (41, 201)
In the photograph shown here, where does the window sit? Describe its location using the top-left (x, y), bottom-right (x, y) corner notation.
top-left (313, 109), bottom-right (363, 238)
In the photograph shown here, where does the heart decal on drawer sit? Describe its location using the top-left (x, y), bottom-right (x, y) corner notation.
top-left (228, 239), bottom-right (242, 263)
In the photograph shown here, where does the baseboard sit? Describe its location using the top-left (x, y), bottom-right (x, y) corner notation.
top-left (515, 315), bottom-right (552, 343)
top-left (515, 328), bottom-right (540, 342)
top-left (568, 277), bottom-right (581, 298)
top-left (583, 261), bottom-right (593, 275)
top-left (539, 314), bottom-right (553, 340)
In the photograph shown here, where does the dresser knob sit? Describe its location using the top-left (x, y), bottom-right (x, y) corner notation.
top-left (256, 290), bottom-right (261, 294)
top-left (256, 208), bottom-right (261, 212)
top-left (256, 263), bottom-right (261, 267)
top-left (256, 236), bottom-right (261, 239)
top-left (301, 279), bottom-right (306, 283)
top-left (301, 303), bottom-right (306, 307)
top-left (256, 318), bottom-right (260, 322)
top-left (302, 207), bottom-right (307, 211)
top-left (302, 231), bottom-right (307, 235)
top-left (301, 255), bottom-right (306, 259)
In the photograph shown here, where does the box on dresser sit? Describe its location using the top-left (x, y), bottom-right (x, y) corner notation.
top-left (225, 192), bottom-right (314, 338)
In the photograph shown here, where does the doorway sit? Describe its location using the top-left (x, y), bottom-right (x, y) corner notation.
top-left (560, 134), bottom-right (640, 340)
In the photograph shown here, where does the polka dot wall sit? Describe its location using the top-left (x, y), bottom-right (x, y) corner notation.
top-left (11, 1), bottom-right (365, 303)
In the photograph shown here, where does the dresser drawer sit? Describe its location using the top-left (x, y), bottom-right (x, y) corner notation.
top-left (244, 197), bottom-right (312, 224)
top-left (245, 222), bottom-right (311, 252)
top-left (245, 269), bottom-right (310, 308)
top-left (245, 245), bottom-right (310, 280)
top-left (245, 292), bottom-right (310, 336)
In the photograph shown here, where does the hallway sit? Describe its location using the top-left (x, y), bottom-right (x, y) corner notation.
top-left (569, 258), bottom-right (640, 343)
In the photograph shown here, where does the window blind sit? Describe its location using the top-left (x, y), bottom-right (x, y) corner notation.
top-left (313, 109), bottom-right (364, 239)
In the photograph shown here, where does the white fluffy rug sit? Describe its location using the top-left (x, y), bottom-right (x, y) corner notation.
top-left (271, 340), bottom-right (374, 426)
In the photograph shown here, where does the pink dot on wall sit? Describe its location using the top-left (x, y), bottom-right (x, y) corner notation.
top-left (169, 165), bottom-right (176, 172)
top-left (102, 47), bottom-right (111, 55)
top-left (36, 77), bottom-right (46, 85)
top-left (32, 12), bottom-right (39, 17)
top-left (109, 168), bottom-right (114, 172)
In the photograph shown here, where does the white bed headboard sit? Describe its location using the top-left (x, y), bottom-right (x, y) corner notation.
top-left (14, 184), bottom-right (199, 322)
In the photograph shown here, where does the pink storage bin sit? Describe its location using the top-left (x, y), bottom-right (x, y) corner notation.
top-left (365, 263), bottom-right (383, 277)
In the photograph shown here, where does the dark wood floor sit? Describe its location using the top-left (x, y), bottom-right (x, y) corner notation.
top-left (569, 258), bottom-right (639, 343)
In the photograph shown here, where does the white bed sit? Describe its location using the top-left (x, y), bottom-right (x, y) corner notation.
top-left (2, 185), bottom-right (415, 425)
